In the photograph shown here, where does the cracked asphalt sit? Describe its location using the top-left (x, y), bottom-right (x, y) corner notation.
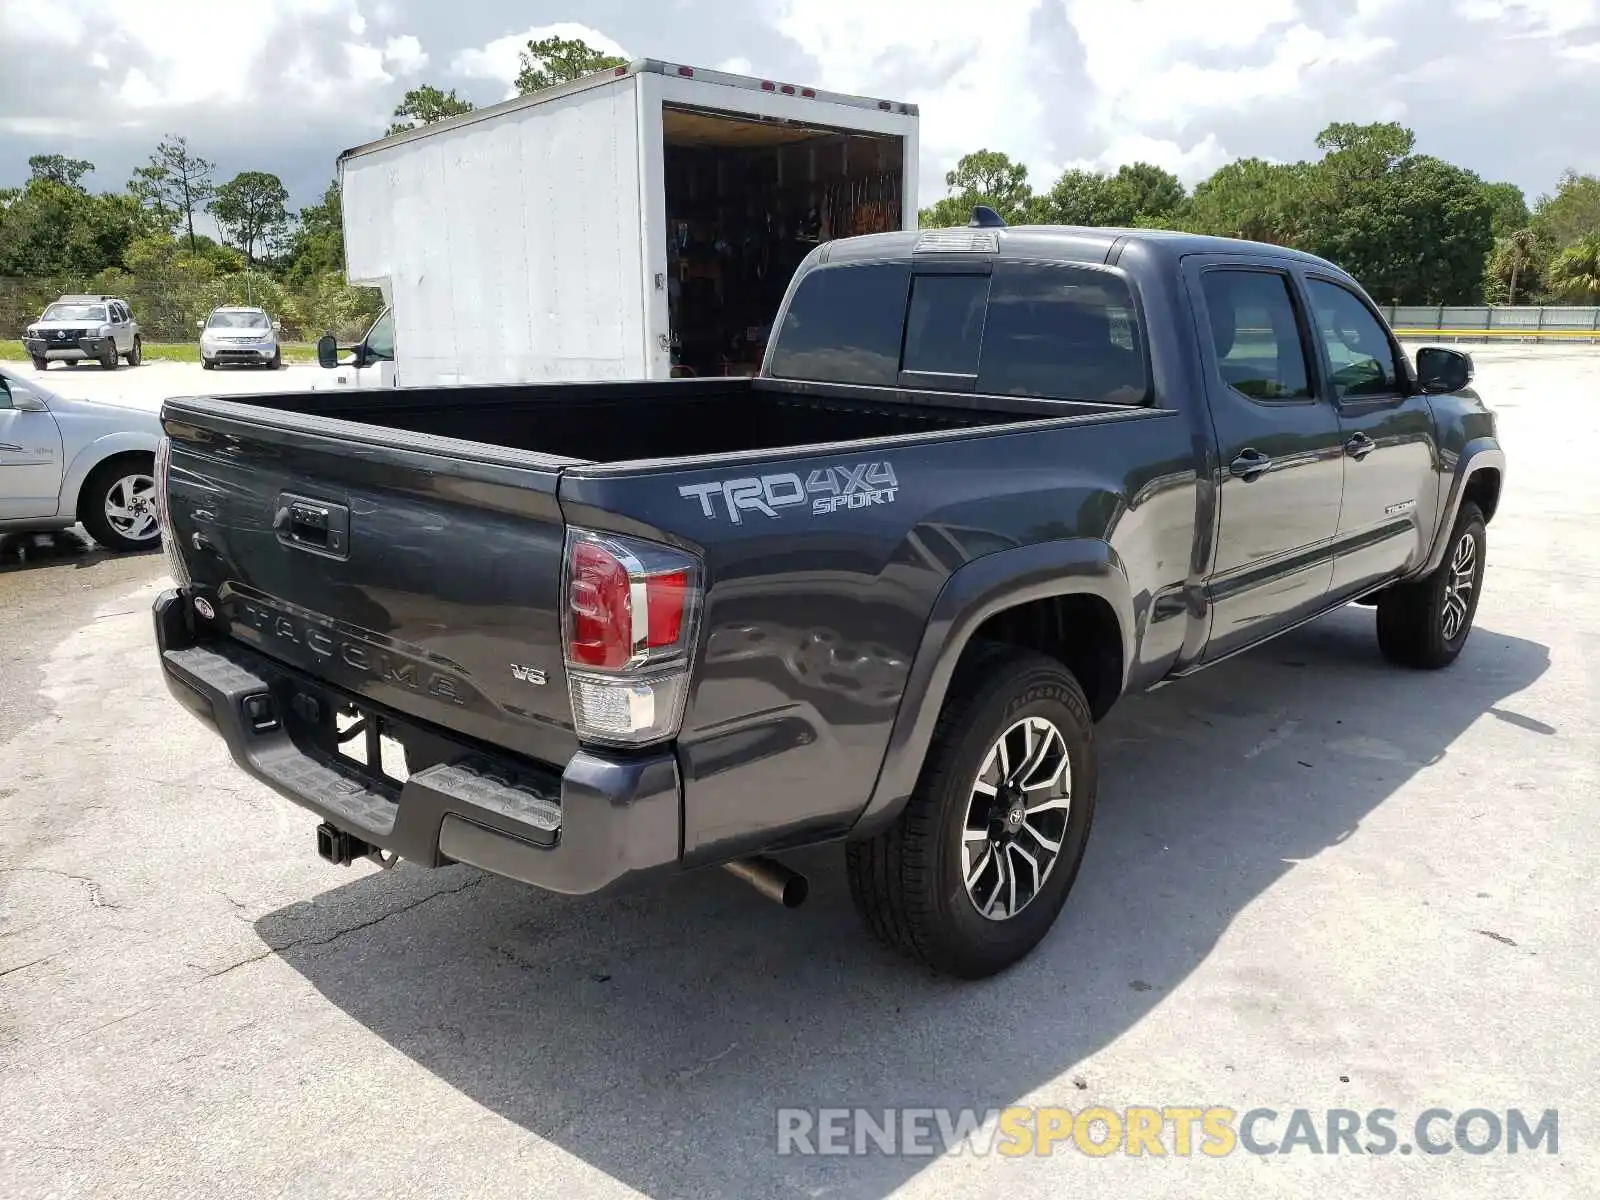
top-left (2, 346), bottom-right (1597, 1199)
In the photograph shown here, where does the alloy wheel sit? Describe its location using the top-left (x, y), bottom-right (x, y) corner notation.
top-left (1441, 531), bottom-right (1477, 641)
top-left (104, 473), bottom-right (159, 543)
top-left (961, 716), bottom-right (1073, 921)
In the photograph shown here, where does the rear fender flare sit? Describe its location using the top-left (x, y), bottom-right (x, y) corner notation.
top-left (851, 539), bottom-right (1135, 837)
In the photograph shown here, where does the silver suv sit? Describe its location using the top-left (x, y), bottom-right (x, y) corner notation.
top-left (199, 306), bottom-right (282, 370)
top-left (22, 295), bottom-right (143, 370)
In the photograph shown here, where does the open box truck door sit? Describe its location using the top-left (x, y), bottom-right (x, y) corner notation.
top-left (335, 60), bottom-right (918, 388)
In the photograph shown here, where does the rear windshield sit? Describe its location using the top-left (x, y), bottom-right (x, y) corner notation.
top-left (769, 259), bottom-right (1148, 404)
top-left (766, 263), bottom-right (909, 386)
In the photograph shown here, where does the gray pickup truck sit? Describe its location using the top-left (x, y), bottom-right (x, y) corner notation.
top-left (151, 217), bottom-right (1504, 979)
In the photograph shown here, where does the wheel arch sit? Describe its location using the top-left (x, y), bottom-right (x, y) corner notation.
top-left (851, 538), bottom-right (1134, 838)
top-left (61, 435), bottom-right (158, 522)
top-left (1415, 438), bottom-right (1504, 579)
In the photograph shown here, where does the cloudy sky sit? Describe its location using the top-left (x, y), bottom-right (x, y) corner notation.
top-left (2, 0), bottom-right (1597, 217)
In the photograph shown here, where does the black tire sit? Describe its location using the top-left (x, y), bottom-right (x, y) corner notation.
top-left (201, 356), bottom-right (216, 371)
top-left (846, 643), bottom-right (1099, 979)
top-left (125, 336), bottom-right (142, 366)
top-left (78, 454), bottom-right (160, 553)
top-left (269, 348), bottom-right (283, 369)
top-left (100, 343), bottom-right (118, 370)
top-left (1376, 501), bottom-right (1486, 669)
top-left (31, 355), bottom-right (47, 371)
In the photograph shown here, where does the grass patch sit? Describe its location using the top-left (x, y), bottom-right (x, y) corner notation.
top-left (0, 340), bottom-right (320, 364)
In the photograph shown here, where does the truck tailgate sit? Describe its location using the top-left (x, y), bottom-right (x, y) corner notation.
top-left (159, 396), bottom-right (582, 767)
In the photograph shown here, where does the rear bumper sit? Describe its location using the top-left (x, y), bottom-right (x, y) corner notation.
top-left (152, 588), bottom-right (682, 895)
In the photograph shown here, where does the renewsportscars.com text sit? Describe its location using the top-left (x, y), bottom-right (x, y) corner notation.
top-left (775, 1106), bottom-right (1559, 1158)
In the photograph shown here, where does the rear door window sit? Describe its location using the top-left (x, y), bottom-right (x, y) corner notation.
top-left (978, 262), bottom-right (1148, 404)
top-left (767, 263), bottom-right (911, 386)
top-left (1198, 269), bottom-right (1313, 402)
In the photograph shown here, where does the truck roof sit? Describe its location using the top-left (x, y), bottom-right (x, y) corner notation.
top-left (819, 223), bottom-right (1350, 275)
top-left (339, 58), bottom-right (919, 164)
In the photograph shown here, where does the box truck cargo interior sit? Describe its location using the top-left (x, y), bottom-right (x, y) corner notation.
top-left (661, 106), bottom-right (904, 379)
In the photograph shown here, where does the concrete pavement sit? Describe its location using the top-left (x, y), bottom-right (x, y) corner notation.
top-left (1, 346), bottom-right (1595, 1199)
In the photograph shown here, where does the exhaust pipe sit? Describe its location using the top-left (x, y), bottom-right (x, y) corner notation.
top-left (724, 856), bottom-right (809, 909)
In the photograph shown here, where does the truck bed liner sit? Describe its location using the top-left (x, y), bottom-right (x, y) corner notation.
top-left (210, 377), bottom-right (1064, 465)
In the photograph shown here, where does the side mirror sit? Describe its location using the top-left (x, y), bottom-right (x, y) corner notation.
top-left (316, 333), bottom-right (339, 369)
top-left (272, 321), bottom-right (282, 332)
top-left (13, 393), bottom-right (48, 412)
top-left (1415, 347), bottom-right (1473, 394)
top-left (196, 319), bottom-right (205, 330)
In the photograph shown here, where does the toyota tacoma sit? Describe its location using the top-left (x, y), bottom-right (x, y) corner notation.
top-left (150, 219), bottom-right (1504, 979)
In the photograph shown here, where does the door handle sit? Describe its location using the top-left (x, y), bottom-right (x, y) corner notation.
top-left (1345, 432), bottom-right (1376, 460)
top-left (1229, 448), bottom-right (1273, 481)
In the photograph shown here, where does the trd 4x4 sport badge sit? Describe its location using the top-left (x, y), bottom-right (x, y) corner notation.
top-left (678, 462), bottom-right (899, 524)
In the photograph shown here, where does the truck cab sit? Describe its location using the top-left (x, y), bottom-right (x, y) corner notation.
top-left (313, 307), bottom-right (397, 390)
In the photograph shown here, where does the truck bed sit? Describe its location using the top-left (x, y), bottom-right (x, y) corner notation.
top-left (223, 377), bottom-right (1068, 465)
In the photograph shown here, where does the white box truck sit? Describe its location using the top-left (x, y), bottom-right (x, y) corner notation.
top-left (329, 58), bottom-right (919, 388)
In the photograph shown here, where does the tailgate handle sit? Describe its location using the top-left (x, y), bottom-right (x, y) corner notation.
top-left (275, 494), bottom-right (350, 559)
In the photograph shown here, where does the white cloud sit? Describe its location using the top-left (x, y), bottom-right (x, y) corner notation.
top-left (1067, 4), bottom-right (1396, 131)
top-left (0, 3), bottom-right (82, 46)
top-left (450, 22), bottom-right (630, 98)
top-left (773, 0), bottom-right (1049, 204)
top-left (1562, 42), bottom-right (1600, 62)
top-left (116, 68), bottom-right (165, 109)
top-left (343, 42), bottom-right (391, 87)
top-left (383, 34), bottom-right (427, 75)
top-left (1093, 133), bottom-right (1233, 185)
top-left (717, 56), bottom-right (754, 75)
top-left (348, 10), bottom-right (367, 35)
top-left (1460, 0), bottom-right (1600, 34)
top-left (90, 52), bottom-right (110, 70)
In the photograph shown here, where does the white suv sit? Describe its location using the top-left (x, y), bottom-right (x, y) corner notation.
top-left (199, 306), bottom-right (283, 370)
top-left (22, 295), bottom-right (143, 370)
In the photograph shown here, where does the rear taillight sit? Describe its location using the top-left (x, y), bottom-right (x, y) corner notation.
top-left (153, 436), bottom-right (191, 588)
top-left (561, 529), bottom-right (701, 746)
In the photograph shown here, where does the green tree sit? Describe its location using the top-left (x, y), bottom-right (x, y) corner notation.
top-left (388, 84), bottom-right (475, 134)
top-left (1111, 162), bottom-right (1187, 222)
top-left (1305, 151), bottom-right (1493, 304)
top-left (1313, 121), bottom-right (1415, 185)
top-left (1480, 182), bottom-right (1530, 239)
top-left (1547, 234), bottom-right (1600, 302)
top-left (0, 180), bottom-right (142, 276)
top-left (1500, 228), bottom-right (1540, 304)
top-left (1037, 169), bottom-right (1137, 226)
top-left (1533, 171), bottom-right (1600, 249)
top-left (209, 171), bottom-right (290, 265)
top-left (1190, 158), bottom-right (1311, 245)
top-left (28, 154), bottom-right (95, 189)
top-left (285, 178), bottom-right (345, 283)
top-left (129, 135), bottom-right (216, 253)
top-left (919, 149), bottom-right (1035, 227)
top-left (515, 36), bottom-right (627, 95)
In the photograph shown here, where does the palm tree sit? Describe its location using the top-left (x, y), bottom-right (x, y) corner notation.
top-left (1548, 234), bottom-right (1600, 303)
top-left (1505, 228), bottom-right (1537, 305)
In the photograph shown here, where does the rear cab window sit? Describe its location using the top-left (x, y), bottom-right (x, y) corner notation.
top-left (768, 258), bottom-right (1149, 405)
top-left (766, 263), bottom-right (910, 386)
